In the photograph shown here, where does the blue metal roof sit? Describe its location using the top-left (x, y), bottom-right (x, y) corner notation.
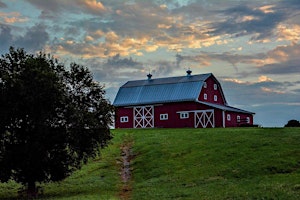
top-left (113, 73), bottom-right (211, 106)
top-left (198, 101), bottom-right (255, 114)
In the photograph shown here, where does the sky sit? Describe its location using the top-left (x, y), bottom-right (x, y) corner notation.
top-left (0, 0), bottom-right (299, 127)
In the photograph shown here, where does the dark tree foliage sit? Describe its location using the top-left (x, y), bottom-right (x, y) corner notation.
top-left (0, 47), bottom-right (113, 196)
top-left (284, 119), bottom-right (300, 127)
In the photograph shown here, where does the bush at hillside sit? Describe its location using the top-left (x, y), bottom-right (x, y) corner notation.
top-left (285, 119), bottom-right (300, 127)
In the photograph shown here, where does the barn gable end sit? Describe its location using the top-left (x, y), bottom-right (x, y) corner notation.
top-left (113, 72), bottom-right (254, 128)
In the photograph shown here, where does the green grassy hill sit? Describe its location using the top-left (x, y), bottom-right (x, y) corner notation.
top-left (1, 128), bottom-right (300, 199)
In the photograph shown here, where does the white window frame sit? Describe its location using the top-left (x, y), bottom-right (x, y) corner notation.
top-left (180, 112), bottom-right (189, 119)
top-left (227, 114), bottom-right (231, 121)
top-left (214, 84), bottom-right (217, 90)
top-left (237, 115), bottom-right (240, 123)
top-left (214, 95), bottom-right (217, 101)
top-left (204, 82), bottom-right (207, 88)
top-left (120, 116), bottom-right (128, 123)
top-left (160, 113), bottom-right (168, 120)
top-left (247, 117), bottom-right (250, 123)
top-left (204, 93), bottom-right (207, 100)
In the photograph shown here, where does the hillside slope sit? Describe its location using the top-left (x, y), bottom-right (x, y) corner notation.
top-left (119, 128), bottom-right (300, 199)
top-left (0, 128), bottom-right (299, 199)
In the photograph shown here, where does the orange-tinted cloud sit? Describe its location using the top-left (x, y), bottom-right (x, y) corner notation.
top-left (277, 24), bottom-right (300, 42)
top-left (261, 87), bottom-right (285, 94)
top-left (0, 12), bottom-right (28, 24)
top-left (257, 5), bottom-right (276, 14)
top-left (76, 0), bottom-right (106, 15)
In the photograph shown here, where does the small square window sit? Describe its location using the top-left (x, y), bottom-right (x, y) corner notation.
top-left (204, 93), bottom-right (207, 100)
top-left (180, 112), bottom-right (189, 119)
top-left (214, 95), bottom-right (217, 101)
top-left (204, 82), bottom-right (207, 88)
top-left (160, 114), bottom-right (168, 120)
top-left (227, 114), bottom-right (231, 121)
top-left (214, 84), bottom-right (217, 90)
top-left (120, 116), bottom-right (128, 123)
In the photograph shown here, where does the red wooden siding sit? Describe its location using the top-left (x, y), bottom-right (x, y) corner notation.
top-left (115, 102), bottom-right (254, 128)
top-left (198, 76), bottom-right (225, 105)
top-left (115, 107), bottom-right (133, 129)
top-left (214, 109), bottom-right (223, 127)
top-left (224, 111), bottom-right (253, 127)
top-left (154, 102), bottom-right (198, 128)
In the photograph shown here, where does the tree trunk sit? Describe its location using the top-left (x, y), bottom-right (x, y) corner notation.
top-left (27, 181), bottom-right (37, 198)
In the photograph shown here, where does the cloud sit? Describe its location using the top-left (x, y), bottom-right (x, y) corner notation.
top-left (26, 0), bottom-right (107, 17)
top-left (221, 77), bottom-right (300, 108)
top-left (175, 51), bottom-right (266, 73)
top-left (104, 54), bottom-right (141, 69)
top-left (208, 4), bottom-right (287, 42)
top-left (150, 60), bottom-right (178, 78)
top-left (44, 1), bottom-right (227, 57)
top-left (78, 0), bottom-right (106, 13)
top-left (279, 0), bottom-right (300, 10)
top-left (277, 24), bottom-right (300, 43)
top-left (176, 53), bottom-right (183, 67)
top-left (0, 12), bottom-right (28, 24)
top-left (257, 43), bottom-right (300, 74)
top-left (259, 58), bottom-right (300, 75)
top-left (83, 54), bottom-right (144, 83)
top-left (0, 24), bottom-right (13, 53)
top-left (12, 0), bottom-right (300, 61)
top-left (221, 77), bottom-right (299, 103)
top-left (176, 41), bottom-right (300, 77)
top-left (258, 75), bottom-right (273, 82)
top-left (16, 24), bottom-right (49, 52)
top-left (267, 43), bottom-right (300, 62)
top-left (219, 77), bottom-right (300, 127)
top-left (0, 1), bottom-right (6, 8)
top-left (82, 52), bottom-right (179, 87)
top-left (0, 23), bottom-right (49, 54)
top-left (26, 0), bottom-right (64, 13)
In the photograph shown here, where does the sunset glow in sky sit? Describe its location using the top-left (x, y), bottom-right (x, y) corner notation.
top-left (1, 0), bottom-right (299, 127)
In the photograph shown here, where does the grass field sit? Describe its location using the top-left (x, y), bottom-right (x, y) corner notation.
top-left (0, 128), bottom-right (300, 199)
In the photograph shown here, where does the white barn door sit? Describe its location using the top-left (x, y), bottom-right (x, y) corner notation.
top-left (134, 106), bottom-right (154, 128)
top-left (195, 110), bottom-right (215, 128)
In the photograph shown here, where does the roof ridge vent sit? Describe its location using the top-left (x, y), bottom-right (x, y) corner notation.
top-left (186, 69), bottom-right (192, 77)
top-left (147, 73), bottom-right (152, 80)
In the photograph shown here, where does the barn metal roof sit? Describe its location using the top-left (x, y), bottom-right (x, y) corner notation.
top-left (198, 101), bottom-right (255, 114)
top-left (113, 73), bottom-right (211, 107)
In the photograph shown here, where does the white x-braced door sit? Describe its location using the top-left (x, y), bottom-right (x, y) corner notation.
top-left (195, 110), bottom-right (215, 128)
top-left (134, 106), bottom-right (154, 128)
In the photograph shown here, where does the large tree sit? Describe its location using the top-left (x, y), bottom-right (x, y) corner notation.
top-left (0, 47), bottom-right (113, 196)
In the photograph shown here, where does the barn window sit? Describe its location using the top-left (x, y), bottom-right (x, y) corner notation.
top-left (247, 117), bottom-right (250, 123)
top-left (204, 93), bottom-right (207, 100)
top-left (204, 82), bottom-right (207, 88)
top-left (120, 116), bottom-right (128, 123)
top-left (237, 115), bottom-right (240, 123)
top-left (214, 84), bottom-right (217, 90)
top-left (227, 114), bottom-right (231, 121)
top-left (180, 112), bottom-right (189, 119)
top-left (160, 114), bottom-right (168, 120)
top-left (214, 95), bottom-right (217, 101)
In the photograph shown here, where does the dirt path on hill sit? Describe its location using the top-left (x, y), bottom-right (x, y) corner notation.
top-left (119, 138), bottom-right (135, 199)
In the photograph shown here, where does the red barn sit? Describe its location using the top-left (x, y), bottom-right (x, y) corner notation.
top-left (113, 71), bottom-right (254, 128)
